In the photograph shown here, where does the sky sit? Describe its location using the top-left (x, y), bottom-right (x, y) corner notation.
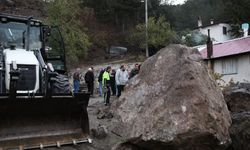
top-left (162, 0), bottom-right (186, 5)
top-left (172, 0), bottom-right (186, 5)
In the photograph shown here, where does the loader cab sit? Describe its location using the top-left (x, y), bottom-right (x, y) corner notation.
top-left (0, 14), bottom-right (67, 93)
top-left (0, 15), bottom-right (42, 51)
top-left (0, 14), bottom-right (67, 74)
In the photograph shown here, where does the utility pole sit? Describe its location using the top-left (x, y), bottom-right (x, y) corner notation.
top-left (145, 0), bottom-right (149, 57)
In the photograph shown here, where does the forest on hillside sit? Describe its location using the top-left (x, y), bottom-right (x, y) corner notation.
top-left (1, 0), bottom-right (250, 64)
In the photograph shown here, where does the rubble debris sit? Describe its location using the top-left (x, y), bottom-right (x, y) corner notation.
top-left (96, 108), bottom-right (113, 119)
top-left (91, 125), bottom-right (108, 139)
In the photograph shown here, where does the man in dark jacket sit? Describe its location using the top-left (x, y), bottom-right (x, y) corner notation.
top-left (85, 68), bottom-right (94, 96)
top-left (129, 64), bottom-right (140, 79)
top-left (110, 69), bottom-right (116, 96)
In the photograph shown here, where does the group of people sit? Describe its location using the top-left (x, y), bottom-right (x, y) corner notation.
top-left (73, 64), bottom-right (141, 106)
top-left (98, 64), bottom-right (140, 105)
top-left (73, 67), bottom-right (95, 96)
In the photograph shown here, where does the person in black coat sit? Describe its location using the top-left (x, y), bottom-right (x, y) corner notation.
top-left (110, 69), bottom-right (116, 96)
top-left (85, 68), bottom-right (94, 96)
top-left (129, 64), bottom-right (140, 79)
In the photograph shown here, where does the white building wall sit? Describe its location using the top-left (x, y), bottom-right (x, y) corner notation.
top-left (199, 23), bottom-right (233, 42)
top-left (213, 54), bottom-right (250, 84)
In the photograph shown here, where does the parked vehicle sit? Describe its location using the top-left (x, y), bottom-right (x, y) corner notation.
top-left (105, 46), bottom-right (127, 58)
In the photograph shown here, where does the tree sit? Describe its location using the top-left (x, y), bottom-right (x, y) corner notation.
top-left (159, 0), bottom-right (227, 31)
top-left (82, 0), bottom-right (143, 28)
top-left (128, 16), bottom-right (177, 54)
top-left (223, 0), bottom-right (250, 37)
top-left (181, 30), bottom-right (208, 47)
top-left (45, 0), bottom-right (91, 64)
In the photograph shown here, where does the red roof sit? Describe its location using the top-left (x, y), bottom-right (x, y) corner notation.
top-left (200, 37), bottom-right (250, 59)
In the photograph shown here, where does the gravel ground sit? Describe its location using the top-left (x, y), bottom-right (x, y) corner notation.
top-left (46, 95), bottom-right (121, 150)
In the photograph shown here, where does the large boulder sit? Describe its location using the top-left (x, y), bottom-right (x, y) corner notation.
top-left (111, 45), bottom-right (231, 150)
top-left (229, 112), bottom-right (250, 150)
top-left (223, 84), bottom-right (250, 150)
top-left (223, 83), bottom-right (250, 113)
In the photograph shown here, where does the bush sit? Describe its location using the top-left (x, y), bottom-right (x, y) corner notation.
top-left (127, 16), bottom-right (177, 51)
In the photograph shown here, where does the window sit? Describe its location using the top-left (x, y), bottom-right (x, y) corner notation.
top-left (0, 22), bottom-right (26, 48)
top-left (223, 26), bottom-right (227, 35)
top-left (222, 58), bottom-right (237, 75)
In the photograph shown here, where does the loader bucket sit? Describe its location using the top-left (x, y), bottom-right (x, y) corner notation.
top-left (0, 93), bottom-right (90, 149)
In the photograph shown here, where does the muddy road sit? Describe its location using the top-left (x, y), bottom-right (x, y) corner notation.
top-left (46, 96), bottom-right (120, 150)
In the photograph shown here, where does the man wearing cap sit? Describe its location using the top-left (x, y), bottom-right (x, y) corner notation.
top-left (84, 68), bottom-right (94, 97)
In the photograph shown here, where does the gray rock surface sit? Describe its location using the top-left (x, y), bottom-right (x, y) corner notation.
top-left (224, 84), bottom-right (250, 113)
top-left (224, 84), bottom-right (250, 150)
top-left (111, 45), bottom-right (231, 150)
top-left (229, 112), bottom-right (250, 150)
top-left (90, 125), bottom-right (108, 139)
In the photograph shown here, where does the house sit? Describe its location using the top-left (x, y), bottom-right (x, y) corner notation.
top-left (197, 18), bottom-right (234, 42)
top-left (200, 36), bottom-right (250, 84)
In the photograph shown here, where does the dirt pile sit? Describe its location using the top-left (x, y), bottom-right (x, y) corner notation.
top-left (224, 83), bottom-right (250, 150)
top-left (110, 45), bottom-right (231, 150)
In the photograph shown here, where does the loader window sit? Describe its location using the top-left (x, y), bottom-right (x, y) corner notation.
top-left (0, 22), bottom-right (26, 48)
top-left (45, 27), bottom-right (65, 71)
top-left (29, 26), bottom-right (42, 50)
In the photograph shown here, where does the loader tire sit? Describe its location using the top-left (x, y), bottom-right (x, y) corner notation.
top-left (52, 74), bottom-right (71, 94)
